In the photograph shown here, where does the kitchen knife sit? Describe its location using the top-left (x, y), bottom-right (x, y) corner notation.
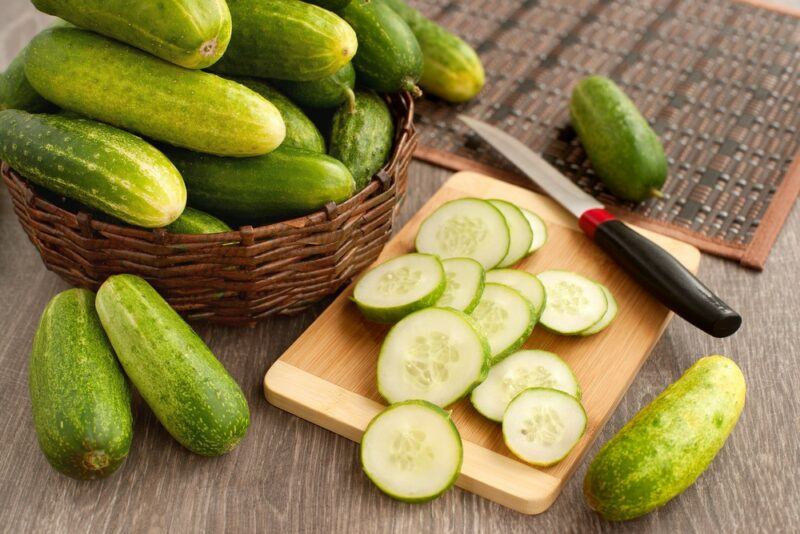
top-left (459, 115), bottom-right (741, 338)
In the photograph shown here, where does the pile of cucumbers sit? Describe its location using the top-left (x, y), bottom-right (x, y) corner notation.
top-left (0, 0), bottom-right (485, 231)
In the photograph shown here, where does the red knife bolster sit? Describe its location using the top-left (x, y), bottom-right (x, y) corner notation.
top-left (579, 208), bottom-right (616, 239)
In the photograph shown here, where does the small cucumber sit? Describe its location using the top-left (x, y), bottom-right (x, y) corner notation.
top-left (96, 275), bottom-right (250, 456)
top-left (469, 283), bottom-right (536, 363)
top-left (329, 91), bottom-right (395, 190)
top-left (165, 207), bottom-right (232, 234)
top-left (271, 63), bottom-right (356, 111)
top-left (570, 76), bottom-right (667, 201)
top-left (29, 288), bottom-right (132, 479)
top-left (1, 47), bottom-right (54, 113)
top-left (537, 270), bottom-right (608, 334)
top-left (434, 257), bottom-right (485, 314)
top-left (520, 208), bottom-right (548, 253)
top-left (584, 356), bottom-right (746, 521)
top-left (580, 284), bottom-right (618, 336)
top-left (485, 269), bottom-right (546, 317)
top-left (487, 199), bottom-right (533, 268)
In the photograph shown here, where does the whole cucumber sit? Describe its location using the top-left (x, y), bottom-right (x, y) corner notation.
top-left (381, 0), bottom-right (484, 103)
top-left (584, 355), bottom-right (746, 521)
top-left (329, 91), bottom-right (395, 190)
top-left (165, 207), bottom-right (232, 234)
top-left (337, 0), bottom-right (423, 95)
top-left (29, 288), bottom-right (132, 480)
top-left (25, 28), bottom-right (285, 157)
top-left (0, 110), bottom-right (186, 227)
top-left (165, 146), bottom-right (355, 222)
top-left (271, 63), bottom-right (357, 111)
top-left (211, 0), bottom-right (357, 81)
top-left (95, 275), bottom-right (250, 456)
top-left (32, 0), bottom-right (232, 69)
top-left (570, 75), bottom-right (667, 201)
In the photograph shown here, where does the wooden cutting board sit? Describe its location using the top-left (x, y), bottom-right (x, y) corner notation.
top-left (264, 171), bottom-right (700, 514)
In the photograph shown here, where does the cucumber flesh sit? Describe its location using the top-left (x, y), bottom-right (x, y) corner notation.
top-left (581, 284), bottom-right (618, 335)
top-left (488, 199), bottom-right (533, 268)
top-left (415, 198), bottom-right (510, 270)
top-left (485, 269), bottom-right (546, 317)
top-left (471, 350), bottom-right (580, 422)
top-left (377, 307), bottom-right (490, 407)
top-left (521, 208), bottom-right (548, 253)
top-left (537, 270), bottom-right (608, 334)
top-left (353, 253), bottom-right (445, 323)
top-left (503, 387), bottom-right (587, 466)
top-left (434, 257), bottom-right (485, 314)
top-left (360, 400), bottom-right (462, 503)
top-left (469, 283), bottom-right (536, 364)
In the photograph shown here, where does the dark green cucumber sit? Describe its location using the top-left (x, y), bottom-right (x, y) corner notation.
top-left (165, 146), bottom-right (355, 222)
top-left (381, 0), bottom-right (484, 103)
top-left (211, 0), bottom-right (357, 81)
top-left (32, 0), bottom-right (231, 69)
top-left (306, 0), bottom-right (351, 9)
top-left (329, 91), bottom-right (394, 190)
top-left (0, 48), bottom-right (54, 113)
top-left (0, 110), bottom-right (186, 227)
top-left (337, 0), bottom-right (423, 95)
top-left (271, 63), bottom-right (356, 111)
top-left (570, 76), bottom-right (667, 201)
top-left (584, 356), bottom-right (746, 521)
top-left (25, 28), bottom-right (285, 157)
top-left (29, 288), bottom-right (132, 480)
top-left (95, 275), bottom-right (250, 456)
top-left (230, 78), bottom-right (325, 153)
top-left (165, 207), bottom-right (232, 234)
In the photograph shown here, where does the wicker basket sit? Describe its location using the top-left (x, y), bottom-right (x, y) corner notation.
top-left (2, 92), bottom-right (417, 326)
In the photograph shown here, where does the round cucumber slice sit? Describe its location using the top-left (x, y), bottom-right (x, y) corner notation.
top-left (360, 400), bottom-right (463, 503)
top-left (485, 269), bottom-right (546, 317)
top-left (521, 208), bottom-right (548, 253)
top-left (581, 284), bottom-right (618, 335)
top-left (503, 387), bottom-right (587, 466)
top-left (488, 199), bottom-right (533, 268)
top-left (377, 307), bottom-right (490, 407)
top-left (415, 198), bottom-right (510, 269)
top-left (469, 283), bottom-right (536, 364)
top-left (537, 270), bottom-right (608, 334)
top-left (353, 253), bottom-right (445, 323)
top-left (471, 350), bottom-right (581, 422)
top-left (434, 257), bottom-right (485, 313)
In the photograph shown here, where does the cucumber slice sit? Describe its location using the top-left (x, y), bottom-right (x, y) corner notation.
top-left (415, 198), bottom-right (510, 269)
top-left (469, 283), bottom-right (536, 364)
top-left (434, 258), bottom-right (485, 313)
top-left (471, 350), bottom-right (580, 422)
top-left (353, 253), bottom-right (445, 323)
top-left (485, 269), bottom-right (546, 317)
top-left (537, 270), bottom-right (608, 334)
top-left (521, 208), bottom-right (548, 253)
top-left (503, 387), bottom-right (587, 466)
top-left (377, 307), bottom-right (490, 407)
top-left (581, 284), bottom-right (618, 335)
top-left (360, 400), bottom-right (463, 503)
top-left (488, 199), bottom-right (533, 268)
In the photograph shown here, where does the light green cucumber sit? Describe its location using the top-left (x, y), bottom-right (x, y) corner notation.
top-left (271, 63), bottom-right (357, 111)
top-left (165, 207), bottom-right (232, 234)
top-left (434, 257), bottom-right (485, 313)
top-left (485, 269), bottom-right (546, 317)
top-left (580, 284), bottom-right (618, 335)
top-left (470, 283), bottom-right (536, 363)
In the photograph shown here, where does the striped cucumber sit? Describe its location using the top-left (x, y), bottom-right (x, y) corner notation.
top-left (0, 110), bottom-right (186, 227)
top-left (29, 288), bottom-right (132, 479)
top-left (25, 28), bottom-right (285, 157)
top-left (165, 207), bottom-right (231, 234)
top-left (31, 0), bottom-right (232, 69)
top-left (271, 63), bottom-right (357, 111)
top-left (95, 275), bottom-right (250, 456)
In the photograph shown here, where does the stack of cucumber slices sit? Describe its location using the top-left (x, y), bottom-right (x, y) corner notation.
top-left (354, 197), bottom-right (616, 501)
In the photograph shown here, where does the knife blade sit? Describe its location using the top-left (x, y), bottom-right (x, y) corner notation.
top-left (458, 115), bottom-right (742, 338)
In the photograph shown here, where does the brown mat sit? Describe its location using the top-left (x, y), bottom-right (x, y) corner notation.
top-left (410, 0), bottom-right (800, 269)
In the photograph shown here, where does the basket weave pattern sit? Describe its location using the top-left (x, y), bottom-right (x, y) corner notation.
top-left (2, 92), bottom-right (417, 326)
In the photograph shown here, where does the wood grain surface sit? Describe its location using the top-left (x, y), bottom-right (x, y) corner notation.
top-left (1, 2), bottom-right (799, 533)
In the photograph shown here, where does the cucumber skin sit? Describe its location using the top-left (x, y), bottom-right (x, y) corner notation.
top-left (165, 146), bottom-right (355, 223)
top-left (0, 110), bottom-right (186, 227)
top-left (381, 0), bottom-right (484, 103)
top-left (95, 275), bottom-right (250, 456)
top-left (337, 1), bottom-right (423, 94)
top-left (329, 92), bottom-right (395, 190)
top-left (31, 0), bottom-right (231, 69)
top-left (271, 63), bottom-right (356, 110)
top-left (29, 288), bottom-right (132, 480)
top-left (584, 356), bottom-right (746, 521)
top-left (230, 78), bottom-right (326, 153)
top-left (165, 207), bottom-right (232, 234)
top-left (0, 50), bottom-right (54, 113)
top-left (211, 0), bottom-right (357, 81)
top-left (570, 76), bottom-right (667, 201)
top-left (307, 0), bottom-right (352, 9)
top-left (25, 28), bottom-right (285, 157)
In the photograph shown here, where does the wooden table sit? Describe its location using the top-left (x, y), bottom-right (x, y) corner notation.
top-left (2, 3), bottom-right (799, 532)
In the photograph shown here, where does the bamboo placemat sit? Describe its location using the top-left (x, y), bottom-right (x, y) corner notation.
top-left (410, 0), bottom-right (800, 269)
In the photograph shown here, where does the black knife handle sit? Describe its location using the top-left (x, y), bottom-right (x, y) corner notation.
top-left (593, 219), bottom-right (741, 337)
